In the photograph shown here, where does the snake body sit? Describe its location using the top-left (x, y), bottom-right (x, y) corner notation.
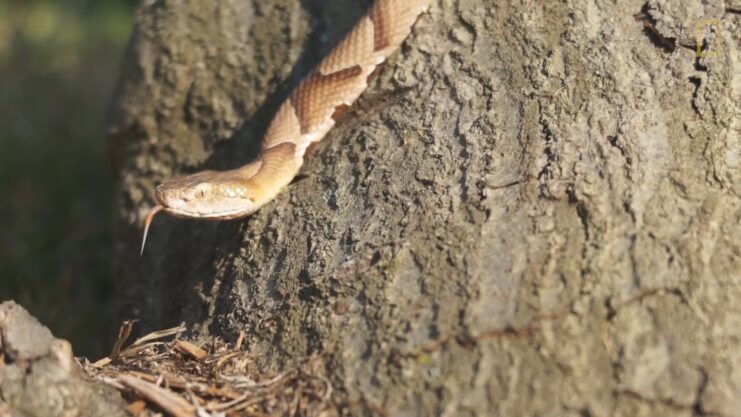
top-left (143, 0), bottom-right (430, 253)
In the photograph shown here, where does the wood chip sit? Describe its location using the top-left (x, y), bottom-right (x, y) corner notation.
top-left (91, 356), bottom-right (111, 367)
top-left (235, 331), bottom-right (245, 351)
top-left (110, 320), bottom-right (136, 361)
top-left (124, 400), bottom-right (147, 416)
top-left (119, 374), bottom-right (196, 417)
top-left (173, 340), bottom-right (207, 361)
top-left (131, 325), bottom-right (186, 347)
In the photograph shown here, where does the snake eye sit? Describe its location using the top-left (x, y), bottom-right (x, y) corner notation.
top-left (192, 186), bottom-right (206, 199)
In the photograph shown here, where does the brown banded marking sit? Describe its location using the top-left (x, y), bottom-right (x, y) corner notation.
top-left (317, 16), bottom-right (378, 76)
top-left (370, 1), bottom-right (392, 51)
top-left (290, 65), bottom-right (364, 135)
top-left (370, 0), bottom-right (429, 53)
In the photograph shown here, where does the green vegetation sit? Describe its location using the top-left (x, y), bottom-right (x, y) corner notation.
top-left (0, 0), bottom-right (135, 358)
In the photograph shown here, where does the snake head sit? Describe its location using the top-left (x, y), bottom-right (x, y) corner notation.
top-left (140, 166), bottom-right (262, 256)
top-left (141, 143), bottom-right (298, 255)
top-left (154, 169), bottom-right (260, 220)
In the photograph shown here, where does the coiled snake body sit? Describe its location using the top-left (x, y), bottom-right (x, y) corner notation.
top-left (143, 0), bottom-right (430, 253)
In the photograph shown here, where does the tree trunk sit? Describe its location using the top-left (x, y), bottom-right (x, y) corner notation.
top-left (108, 0), bottom-right (740, 415)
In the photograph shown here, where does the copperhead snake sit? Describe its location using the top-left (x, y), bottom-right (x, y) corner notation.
top-left (142, 0), bottom-right (430, 254)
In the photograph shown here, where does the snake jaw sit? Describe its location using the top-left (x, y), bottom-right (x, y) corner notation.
top-left (141, 204), bottom-right (164, 256)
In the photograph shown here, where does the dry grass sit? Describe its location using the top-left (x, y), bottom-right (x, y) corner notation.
top-left (83, 322), bottom-right (338, 417)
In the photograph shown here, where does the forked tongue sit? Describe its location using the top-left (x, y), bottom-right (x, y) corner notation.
top-left (141, 205), bottom-right (165, 256)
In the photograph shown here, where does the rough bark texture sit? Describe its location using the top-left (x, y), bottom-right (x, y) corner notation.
top-left (109, 0), bottom-right (740, 416)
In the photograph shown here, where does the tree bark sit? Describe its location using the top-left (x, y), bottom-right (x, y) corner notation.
top-left (108, 0), bottom-right (740, 416)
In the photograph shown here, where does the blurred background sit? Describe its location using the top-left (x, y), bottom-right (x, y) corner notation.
top-left (0, 0), bottom-right (135, 358)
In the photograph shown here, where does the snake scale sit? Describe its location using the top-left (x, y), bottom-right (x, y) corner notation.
top-left (142, 0), bottom-right (431, 254)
